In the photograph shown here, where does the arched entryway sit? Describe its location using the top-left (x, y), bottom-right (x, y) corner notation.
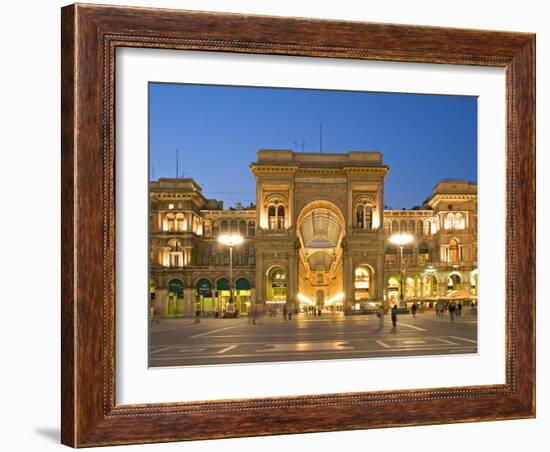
top-left (195, 278), bottom-right (213, 314)
top-left (235, 277), bottom-right (252, 315)
top-left (447, 273), bottom-right (462, 293)
top-left (166, 279), bottom-right (184, 317)
top-left (266, 267), bottom-right (287, 315)
top-left (387, 275), bottom-right (401, 305)
top-left (353, 264), bottom-right (376, 311)
top-left (216, 278), bottom-right (231, 313)
top-left (422, 274), bottom-right (438, 297)
top-left (296, 199), bottom-right (345, 311)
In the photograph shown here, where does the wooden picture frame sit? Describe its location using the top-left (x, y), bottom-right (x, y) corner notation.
top-left (61, 3), bottom-right (535, 447)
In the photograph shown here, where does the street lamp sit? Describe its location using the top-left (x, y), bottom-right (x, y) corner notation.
top-left (389, 232), bottom-right (414, 310)
top-left (218, 233), bottom-right (244, 311)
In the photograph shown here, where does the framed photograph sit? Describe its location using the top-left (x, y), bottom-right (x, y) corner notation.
top-left (61, 3), bottom-right (535, 447)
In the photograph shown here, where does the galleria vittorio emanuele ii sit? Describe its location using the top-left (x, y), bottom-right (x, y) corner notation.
top-left (149, 149), bottom-right (478, 318)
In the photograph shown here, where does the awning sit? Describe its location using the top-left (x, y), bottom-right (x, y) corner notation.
top-left (168, 279), bottom-right (184, 296)
top-left (236, 278), bottom-right (251, 290)
top-left (216, 278), bottom-right (230, 291)
top-left (195, 278), bottom-right (212, 296)
top-left (443, 289), bottom-right (475, 299)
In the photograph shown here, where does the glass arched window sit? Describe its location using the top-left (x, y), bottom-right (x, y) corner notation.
top-left (267, 200), bottom-right (286, 230)
top-left (356, 201), bottom-right (374, 230)
top-left (247, 221), bottom-right (256, 237)
top-left (165, 213), bottom-right (175, 232)
top-left (424, 219), bottom-right (431, 236)
top-left (383, 220), bottom-right (391, 234)
top-left (418, 243), bottom-right (430, 263)
top-left (449, 239), bottom-right (459, 263)
top-left (268, 206), bottom-right (277, 229)
top-left (277, 205), bottom-right (285, 229)
top-left (212, 221), bottom-right (219, 238)
top-left (400, 220), bottom-right (407, 232)
top-left (221, 220), bottom-right (228, 233)
top-left (230, 220), bottom-right (238, 233)
top-left (454, 213), bottom-right (465, 229)
top-left (444, 213), bottom-right (454, 230)
top-left (239, 220), bottom-right (246, 236)
top-left (392, 220), bottom-right (399, 233)
top-left (356, 206), bottom-right (364, 229)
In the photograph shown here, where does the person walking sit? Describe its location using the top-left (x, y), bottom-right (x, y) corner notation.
top-left (449, 302), bottom-right (455, 322)
top-left (391, 304), bottom-right (398, 330)
top-left (283, 305), bottom-right (287, 321)
top-left (457, 302), bottom-right (462, 318)
top-left (411, 302), bottom-right (417, 318)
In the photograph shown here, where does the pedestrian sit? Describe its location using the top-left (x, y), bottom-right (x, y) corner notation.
top-left (288, 311), bottom-right (292, 320)
top-left (449, 302), bottom-right (455, 322)
top-left (376, 305), bottom-right (385, 330)
top-left (411, 302), bottom-right (417, 318)
top-left (457, 302), bottom-right (462, 318)
top-left (318, 308), bottom-right (322, 317)
top-left (391, 304), bottom-right (398, 329)
top-left (283, 305), bottom-right (287, 320)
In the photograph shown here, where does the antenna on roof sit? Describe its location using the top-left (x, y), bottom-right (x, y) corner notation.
top-left (319, 124), bottom-right (323, 153)
top-left (301, 140), bottom-right (305, 152)
top-left (293, 140), bottom-right (298, 152)
top-left (176, 149), bottom-right (179, 179)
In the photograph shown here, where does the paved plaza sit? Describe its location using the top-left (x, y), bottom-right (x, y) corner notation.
top-left (149, 310), bottom-right (478, 367)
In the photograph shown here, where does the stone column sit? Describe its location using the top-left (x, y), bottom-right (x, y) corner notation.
top-left (183, 288), bottom-right (194, 317)
top-left (343, 252), bottom-right (353, 312)
top-left (255, 253), bottom-right (264, 312)
top-left (376, 254), bottom-right (385, 302)
top-left (156, 289), bottom-right (167, 317)
top-left (288, 253), bottom-right (298, 313)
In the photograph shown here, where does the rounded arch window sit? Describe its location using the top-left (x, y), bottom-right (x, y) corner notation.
top-left (355, 199), bottom-right (374, 230)
top-left (454, 213), bottom-right (465, 229)
top-left (247, 221), bottom-right (256, 237)
top-left (267, 198), bottom-right (287, 230)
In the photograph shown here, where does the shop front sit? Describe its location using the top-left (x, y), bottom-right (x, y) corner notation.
top-left (165, 279), bottom-right (184, 317)
top-left (195, 278), bottom-right (214, 314)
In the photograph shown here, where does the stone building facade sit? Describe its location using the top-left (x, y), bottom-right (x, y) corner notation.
top-left (149, 150), bottom-right (478, 317)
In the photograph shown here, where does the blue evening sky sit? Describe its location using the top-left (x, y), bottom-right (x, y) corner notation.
top-left (149, 83), bottom-right (477, 209)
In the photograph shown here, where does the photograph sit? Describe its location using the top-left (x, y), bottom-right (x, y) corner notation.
top-left (147, 83), bottom-right (479, 367)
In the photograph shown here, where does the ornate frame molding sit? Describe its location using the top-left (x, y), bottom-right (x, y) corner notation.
top-left (61, 4), bottom-right (535, 447)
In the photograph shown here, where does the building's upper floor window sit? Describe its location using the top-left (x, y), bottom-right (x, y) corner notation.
top-left (212, 221), bottom-right (219, 238)
top-left (267, 198), bottom-right (287, 230)
top-left (247, 221), bottom-right (256, 237)
top-left (355, 198), bottom-right (374, 230)
top-left (444, 212), bottom-right (466, 230)
top-left (239, 220), bottom-right (247, 236)
top-left (383, 220), bottom-right (391, 235)
top-left (418, 243), bottom-right (430, 263)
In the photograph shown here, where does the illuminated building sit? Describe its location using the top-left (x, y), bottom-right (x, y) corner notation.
top-left (149, 150), bottom-right (477, 316)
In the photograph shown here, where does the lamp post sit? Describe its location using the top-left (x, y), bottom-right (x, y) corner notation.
top-left (218, 233), bottom-right (244, 312)
top-left (389, 232), bottom-right (414, 310)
